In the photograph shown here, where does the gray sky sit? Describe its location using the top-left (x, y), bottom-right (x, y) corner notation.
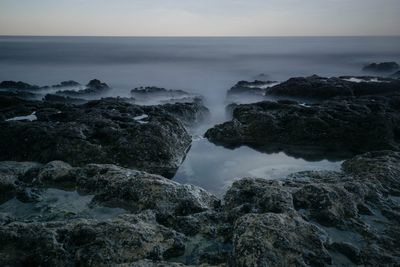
top-left (1, 0), bottom-right (399, 36)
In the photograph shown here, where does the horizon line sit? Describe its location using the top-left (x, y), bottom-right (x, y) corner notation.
top-left (1, 34), bottom-right (400, 38)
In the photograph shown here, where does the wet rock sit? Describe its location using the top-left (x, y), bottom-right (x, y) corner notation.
top-left (228, 80), bottom-right (278, 96)
top-left (390, 70), bottom-right (400, 79)
top-left (0, 80), bottom-right (40, 90)
top-left (160, 101), bottom-right (210, 127)
top-left (266, 75), bottom-right (400, 99)
top-left (43, 93), bottom-right (87, 104)
top-left (131, 86), bottom-right (190, 99)
top-left (233, 213), bottom-right (331, 266)
top-left (73, 164), bottom-right (219, 216)
top-left (224, 151), bottom-right (400, 265)
top-left (0, 97), bottom-right (193, 177)
top-left (130, 86), bottom-right (203, 106)
top-left (0, 211), bottom-right (186, 266)
top-left (55, 79), bottom-right (110, 97)
top-left (205, 96), bottom-right (400, 155)
top-left (363, 62), bottom-right (399, 73)
top-left (0, 161), bottom-right (42, 202)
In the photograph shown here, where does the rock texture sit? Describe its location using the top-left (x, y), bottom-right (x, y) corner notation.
top-left (0, 211), bottom-right (186, 266)
top-left (1, 151), bottom-right (400, 266)
top-left (266, 75), bottom-right (400, 100)
top-left (0, 97), bottom-right (201, 177)
top-left (205, 96), bottom-right (400, 156)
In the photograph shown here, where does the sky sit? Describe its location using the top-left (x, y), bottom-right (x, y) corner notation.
top-left (0, 0), bottom-right (399, 36)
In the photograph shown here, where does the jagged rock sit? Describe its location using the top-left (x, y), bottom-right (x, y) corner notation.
top-left (0, 211), bottom-right (186, 266)
top-left (363, 62), bottom-right (399, 73)
top-left (0, 97), bottom-right (195, 177)
top-left (225, 151), bottom-right (400, 266)
top-left (0, 80), bottom-right (39, 90)
top-left (55, 79), bottom-right (110, 97)
top-left (43, 93), bottom-right (87, 104)
top-left (131, 86), bottom-right (189, 98)
top-left (233, 213), bottom-right (331, 266)
top-left (227, 80), bottom-right (278, 96)
top-left (205, 96), bottom-right (400, 156)
top-left (266, 75), bottom-right (400, 99)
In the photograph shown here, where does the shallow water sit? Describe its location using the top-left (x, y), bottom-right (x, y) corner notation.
top-left (0, 188), bottom-right (126, 221)
top-left (1, 36), bottom-right (399, 195)
top-left (173, 138), bottom-right (342, 197)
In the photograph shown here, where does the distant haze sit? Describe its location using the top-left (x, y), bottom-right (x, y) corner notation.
top-left (1, 0), bottom-right (400, 36)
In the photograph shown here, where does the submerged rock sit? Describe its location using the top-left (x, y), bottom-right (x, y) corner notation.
top-left (0, 97), bottom-right (197, 177)
top-left (205, 96), bottom-right (400, 156)
top-left (363, 62), bottom-right (399, 73)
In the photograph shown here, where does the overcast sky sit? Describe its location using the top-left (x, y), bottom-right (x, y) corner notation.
top-left (1, 0), bottom-right (399, 36)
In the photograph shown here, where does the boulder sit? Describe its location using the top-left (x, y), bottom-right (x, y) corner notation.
top-left (0, 97), bottom-right (194, 177)
top-left (205, 96), bottom-right (400, 156)
top-left (266, 75), bottom-right (400, 100)
top-left (0, 211), bottom-right (186, 266)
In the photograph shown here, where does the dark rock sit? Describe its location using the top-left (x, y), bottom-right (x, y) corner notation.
top-left (226, 151), bottom-right (400, 266)
top-left (233, 213), bottom-right (331, 266)
top-left (43, 93), bottom-right (87, 104)
top-left (205, 96), bottom-right (400, 156)
top-left (0, 97), bottom-right (197, 177)
top-left (0, 211), bottom-right (186, 266)
top-left (0, 81), bottom-right (39, 90)
top-left (228, 80), bottom-right (278, 96)
top-left (130, 86), bottom-right (203, 105)
top-left (363, 62), bottom-right (399, 73)
top-left (55, 79), bottom-right (110, 97)
top-left (266, 75), bottom-right (400, 100)
top-left (389, 70), bottom-right (400, 79)
top-left (131, 86), bottom-right (189, 98)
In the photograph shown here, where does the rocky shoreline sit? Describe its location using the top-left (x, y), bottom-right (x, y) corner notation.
top-left (1, 74), bottom-right (400, 266)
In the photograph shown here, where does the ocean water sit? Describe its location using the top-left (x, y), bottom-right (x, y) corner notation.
top-left (1, 36), bottom-right (400, 196)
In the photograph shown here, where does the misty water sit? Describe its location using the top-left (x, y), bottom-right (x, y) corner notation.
top-left (2, 36), bottom-right (400, 198)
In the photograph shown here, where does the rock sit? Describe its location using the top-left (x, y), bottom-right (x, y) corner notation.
top-left (43, 93), bottom-right (87, 104)
top-left (0, 80), bottom-right (39, 90)
top-left (55, 79), bottom-right (110, 97)
top-left (0, 90), bottom-right (38, 100)
top-left (0, 211), bottom-right (186, 266)
top-left (0, 97), bottom-right (194, 177)
top-left (130, 87), bottom-right (204, 106)
top-left (131, 86), bottom-right (190, 99)
top-left (73, 163), bottom-right (219, 216)
top-left (228, 80), bottom-right (278, 96)
top-left (160, 101), bottom-right (210, 127)
top-left (0, 161), bottom-right (42, 202)
top-left (205, 96), bottom-right (400, 156)
top-left (233, 213), bottom-right (331, 266)
top-left (224, 151), bottom-right (400, 265)
top-left (266, 75), bottom-right (400, 100)
top-left (389, 70), bottom-right (400, 79)
top-left (363, 62), bottom-right (400, 73)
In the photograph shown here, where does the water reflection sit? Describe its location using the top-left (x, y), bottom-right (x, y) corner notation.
top-left (173, 138), bottom-right (342, 197)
